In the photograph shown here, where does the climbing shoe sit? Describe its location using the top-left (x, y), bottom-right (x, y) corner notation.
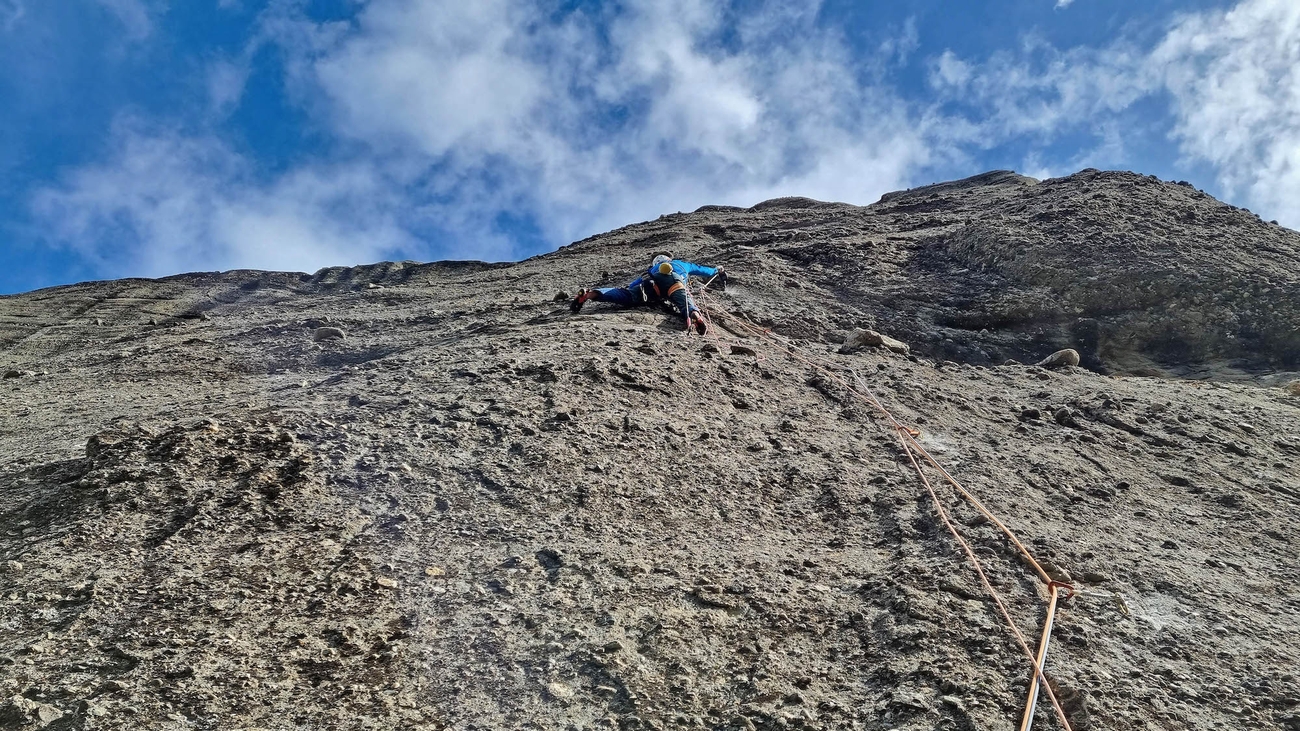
top-left (570, 289), bottom-right (594, 313)
top-left (690, 311), bottom-right (708, 336)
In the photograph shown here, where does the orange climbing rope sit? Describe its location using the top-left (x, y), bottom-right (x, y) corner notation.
top-left (691, 283), bottom-right (1077, 731)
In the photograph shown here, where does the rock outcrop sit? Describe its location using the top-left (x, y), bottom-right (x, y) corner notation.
top-left (1, 169), bottom-right (1298, 730)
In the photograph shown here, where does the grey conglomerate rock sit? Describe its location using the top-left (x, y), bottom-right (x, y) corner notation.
top-left (1, 169), bottom-right (1298, 730)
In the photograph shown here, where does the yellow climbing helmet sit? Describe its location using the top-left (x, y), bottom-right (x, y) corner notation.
top-left (658, 261), bottom-right (674, 275)
top-left (651, 255), bottom-right (672, 275)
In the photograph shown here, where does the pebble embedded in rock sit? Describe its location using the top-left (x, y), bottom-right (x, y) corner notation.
top-left (1040, 560), bottom-right (1073, 584)
top-left (940, 695), bottom-right (966, 712)
top-left (1054, 407), bottom-right (1079, 427)
top-left (37, 703), bottom-right (64, 725)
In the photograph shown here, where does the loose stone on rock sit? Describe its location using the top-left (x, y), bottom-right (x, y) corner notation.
top-left (1035, 349), bottom-right (1081, 368)
top-left (312, 326), bottom-right (346, 342)
top-left (839, 328), bottom-right (909, 355)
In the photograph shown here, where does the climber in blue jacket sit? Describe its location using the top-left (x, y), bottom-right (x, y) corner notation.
top-left (570, 254), bottom-right (727, 335)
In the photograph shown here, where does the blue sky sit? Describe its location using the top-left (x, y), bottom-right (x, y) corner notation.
top-left (2, 0), bottom-right (1297, 294)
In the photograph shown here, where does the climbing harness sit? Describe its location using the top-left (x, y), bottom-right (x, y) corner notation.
top-left (691, 283), bottom-right (1080, 731)
top-left (642, 278), bottom-right (685, 300)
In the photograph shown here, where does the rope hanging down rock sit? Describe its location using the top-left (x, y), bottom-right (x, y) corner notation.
top-left (691, 282), bottom-right (1079, 731)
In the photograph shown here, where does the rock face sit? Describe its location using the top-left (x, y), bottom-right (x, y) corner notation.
top-left (1, 170), bottom-right (1299, 730)
top-left (694, 168), bottom-right (1296, 376)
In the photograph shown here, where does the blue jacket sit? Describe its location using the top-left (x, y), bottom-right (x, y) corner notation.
top-left (627, 259), bottom-right (719, 292)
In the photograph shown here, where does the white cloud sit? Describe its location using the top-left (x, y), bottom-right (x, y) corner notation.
top-left (206, 58), bottom-right (249, 117)
top-left (1151, 0), bottom-right (1300, 223)
top-left (944, 38), bottom-right (1155, 143)
top-left (932, 0), bottom-right (1300, 227)
top-left (930, 50), bottom-right (972, 91)
top-left (1, 0), bottom-right (24, 30)
top-left (878, 16), bottom-right (919, 66)
top-left (1056, 0), bottom-right (1076, 9)
top-left (609, 1), bottom-right (768, 161)
top-left (37, 0), bottom-right (1300, 282)
top-left (94, 0), bottom-right (157, 42)
top-left (284, 0), bottom-right (936, 245)
top-left (28, 0), bottom-right (931, 277)
top-left (311, 0), bottom-right (549, 159)
top-left (31, 122), bottom-right (417, 277)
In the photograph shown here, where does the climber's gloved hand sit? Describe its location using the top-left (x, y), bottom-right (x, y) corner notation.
top-left (714, 270), bottom-right (729, 291)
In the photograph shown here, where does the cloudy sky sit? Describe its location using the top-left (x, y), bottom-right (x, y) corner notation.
top-left (1, 0), bottom-right (1297, 293)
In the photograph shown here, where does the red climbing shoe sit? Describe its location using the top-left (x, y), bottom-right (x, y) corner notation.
top-left (691, 311), bottom-right (708, 336)
top-left (570, 289), bottom-right (594, 313)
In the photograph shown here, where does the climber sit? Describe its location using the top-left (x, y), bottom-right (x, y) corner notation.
top-left (570, 254), bottom-right (727, 335)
